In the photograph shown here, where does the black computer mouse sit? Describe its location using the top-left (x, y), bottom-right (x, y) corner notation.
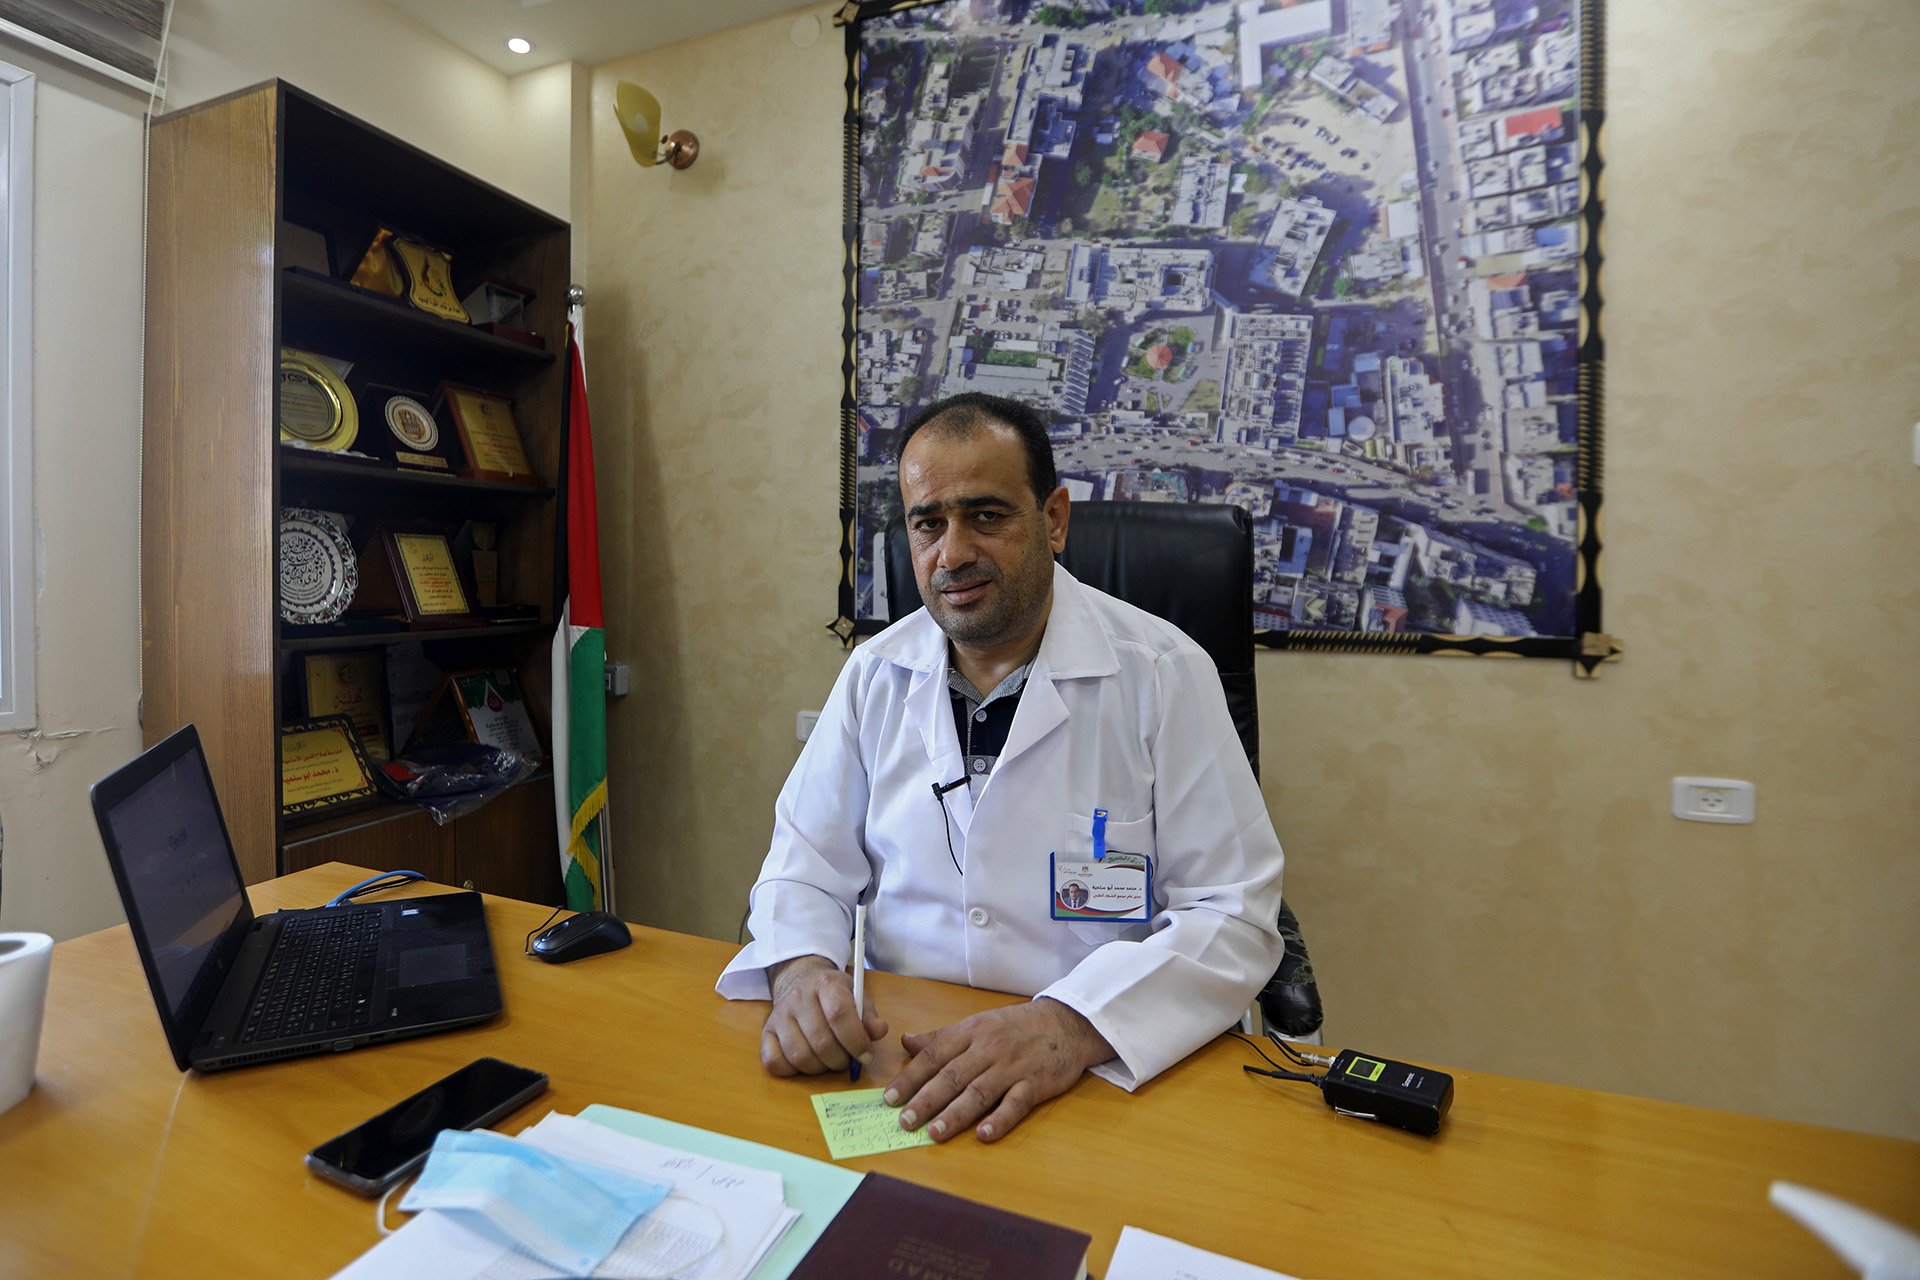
top-left (529, 911), bottom-right (633, 964)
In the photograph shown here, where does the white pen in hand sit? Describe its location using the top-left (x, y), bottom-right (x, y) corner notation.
top-left (849, 902), bottom-right (867, 1083)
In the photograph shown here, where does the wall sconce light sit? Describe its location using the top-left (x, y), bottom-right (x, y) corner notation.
top-left (615, 81), bottom-right (700, 171)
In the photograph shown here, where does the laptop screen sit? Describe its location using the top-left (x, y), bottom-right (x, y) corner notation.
top-left (105, 751), bottom-right (245, 1013)
top-left (95, 729), bottom-right (250, 1046)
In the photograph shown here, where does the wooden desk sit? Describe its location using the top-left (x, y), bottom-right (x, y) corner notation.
top-left (2, 864), bottom-right (1915, 1278)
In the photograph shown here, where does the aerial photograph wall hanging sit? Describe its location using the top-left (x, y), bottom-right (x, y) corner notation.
top-left (837, 0), bottom-right (1612, 671)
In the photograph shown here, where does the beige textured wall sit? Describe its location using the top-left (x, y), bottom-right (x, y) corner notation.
top-left (589, 4), bottom-right (851, 939)
top-left (589, 1), bottom-right (1920, 1139)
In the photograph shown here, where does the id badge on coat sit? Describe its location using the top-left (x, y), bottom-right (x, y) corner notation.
top-left (1050, 851), bottom-right (1152, 922)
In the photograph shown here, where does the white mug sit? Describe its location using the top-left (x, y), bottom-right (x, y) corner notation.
top-left (0, 932), bottom-right (53, 1116)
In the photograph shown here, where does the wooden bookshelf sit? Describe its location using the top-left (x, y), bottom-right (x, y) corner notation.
top-left (142, 82), bottom-right (568, 902)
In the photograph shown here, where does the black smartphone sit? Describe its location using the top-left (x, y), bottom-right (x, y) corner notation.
top-left (304, 1056), bottom-right (549, 1195)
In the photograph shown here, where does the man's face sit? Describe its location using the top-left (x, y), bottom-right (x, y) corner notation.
top-left (899, 423), bottom-right (1068, 653)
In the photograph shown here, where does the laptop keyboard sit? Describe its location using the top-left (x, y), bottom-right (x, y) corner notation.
top-left (241, 909), bottom-right (382, 1043)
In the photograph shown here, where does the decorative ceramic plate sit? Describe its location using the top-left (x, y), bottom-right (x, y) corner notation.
top-left (278, 507), bottom-right (358, 624)
top-left (278, 348), bottom-right (359, 450)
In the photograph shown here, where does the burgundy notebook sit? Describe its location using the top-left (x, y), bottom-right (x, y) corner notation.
top-left (788, 1172), bottom-right (1091, 1280)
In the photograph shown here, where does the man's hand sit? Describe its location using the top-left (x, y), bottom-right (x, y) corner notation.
top-left (884, 998), bottom-right (1113, 1144)
top-left (761, 954), bottom-right (890, 1077)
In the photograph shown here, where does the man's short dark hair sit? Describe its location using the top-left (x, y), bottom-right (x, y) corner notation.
top-left (897, 393), bottom-right (1058, 506)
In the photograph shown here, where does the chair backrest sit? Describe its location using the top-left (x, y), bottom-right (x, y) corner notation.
top-left (882, 500), bottom-right (1259, 779)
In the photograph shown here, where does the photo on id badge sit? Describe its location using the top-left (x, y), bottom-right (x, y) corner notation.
top-left (1051, 809), bottom-right (1152, 922)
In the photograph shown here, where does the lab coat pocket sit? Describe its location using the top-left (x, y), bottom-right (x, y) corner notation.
top-left (1061, 812), bottom-right (1155, 947)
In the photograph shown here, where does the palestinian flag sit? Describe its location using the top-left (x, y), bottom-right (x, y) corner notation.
top-left (552, 318), bottom-right (608, 911)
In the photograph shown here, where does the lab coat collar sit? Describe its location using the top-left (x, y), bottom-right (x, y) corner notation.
top-left (869, 564), bottom-right (1120, 784)
top-left (865, 563), bottom-right (1120, 680)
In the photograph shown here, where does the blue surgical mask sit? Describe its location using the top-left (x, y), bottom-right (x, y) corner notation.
top-left (400, 1128), bottom-right (671, 1275)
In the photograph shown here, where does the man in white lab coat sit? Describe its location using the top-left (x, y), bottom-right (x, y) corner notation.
top-left (717, 393), bottom-right (1285, 1143)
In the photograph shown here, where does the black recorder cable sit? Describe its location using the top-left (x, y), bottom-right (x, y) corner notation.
top-left (931, 776), bottom-right (967, 876)
top-left (1231, 1032), bottom-right (1325, 1086)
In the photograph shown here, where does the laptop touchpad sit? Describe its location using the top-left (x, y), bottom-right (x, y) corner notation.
top-left (396, 944), bottom-right (471, 987)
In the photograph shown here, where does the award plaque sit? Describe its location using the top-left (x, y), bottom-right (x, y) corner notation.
top-left (348, 226), bottom-right (407, 298)
top-left (389, 235), bottom-right (470, 323)
top-left (439, 383), bottom-right (539, 484)
top-left (278, 507), bottom-right (359, 625)
top-left (393, 530), bottom-right (473, 619)
top-left (461, 277), bottom-right (531, 327)
top-left (280, 716), bottom-right (381, 817)
top-left (348, 226), bottom-right (469, 323)
top-left (278, 348), bottom-right (358, 451)
top-left (450, 668), bottom-right (543, 763)
top-left (404, 668), bottom-right (543, 763)
top-left (303, 651), bottom-right (391, 761)
top-left (459, 277), bottom-right (545, 349)
top-left (359, 384), bottom-right (457, 471)
top-left (358, 525), bottom-right (479, 627)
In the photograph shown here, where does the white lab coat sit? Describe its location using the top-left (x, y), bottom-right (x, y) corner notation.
top-left (716, 563), bottom-right (1285, 1089)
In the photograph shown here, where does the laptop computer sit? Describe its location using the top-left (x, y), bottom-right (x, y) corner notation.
top-left (90, 724), bottom-right (504, 1072)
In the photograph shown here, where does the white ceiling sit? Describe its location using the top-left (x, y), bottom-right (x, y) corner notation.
top-left (382, 0), bottom-right (816, 74)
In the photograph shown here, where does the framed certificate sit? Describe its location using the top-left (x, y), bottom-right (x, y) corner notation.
top-left (438, 383), bottom-right (539, 485)
top-left (280, 716), bottom-right (381, 817)
top-left (350, 523), bottom-right (479, 628)
top-left (302, 651), bottom-right (391, 761)
top-left (450, 668), bottom-right (542, 763)
top-left (383, 526), bottom-right (478, 626)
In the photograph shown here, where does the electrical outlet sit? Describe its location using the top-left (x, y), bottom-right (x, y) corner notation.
top-left (1671, 777), bottom-right (1755, 824)
top-left (796, 710), bottom-right (820, 742)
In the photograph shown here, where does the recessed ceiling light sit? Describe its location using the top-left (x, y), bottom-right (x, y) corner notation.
top-left (506, 37), bottom-right (533, 55)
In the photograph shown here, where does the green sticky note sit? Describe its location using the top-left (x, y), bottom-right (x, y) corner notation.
top-left (811, 1088), bottom-right (936, 1160)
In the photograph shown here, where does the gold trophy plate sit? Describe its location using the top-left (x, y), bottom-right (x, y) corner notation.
top-left (278, 348), bottom-right (358, 451)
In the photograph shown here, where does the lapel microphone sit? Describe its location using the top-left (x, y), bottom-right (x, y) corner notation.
top-left (931, 776), bottom-right (968, 876)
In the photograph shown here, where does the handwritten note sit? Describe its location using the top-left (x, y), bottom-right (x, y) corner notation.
top-left (810, 1088), bottom-right (935, 1161)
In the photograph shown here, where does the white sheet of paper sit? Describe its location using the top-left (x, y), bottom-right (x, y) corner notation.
top-left (521, 1112), bottom-right (786, 1203)
top-left (1105, 1226), bottom-right (1306, 1280)
top-left (331, 1115), bottom-right (797, 1280)
top-left (520, 1112), bottom-right (797, 1279)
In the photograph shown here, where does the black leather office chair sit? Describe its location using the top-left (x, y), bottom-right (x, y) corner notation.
top-left (882, 501), bottom-right (1324, 1038)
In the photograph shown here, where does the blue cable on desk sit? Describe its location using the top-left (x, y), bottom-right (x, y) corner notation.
top-left (324, 870), bottom-right (427, 908)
